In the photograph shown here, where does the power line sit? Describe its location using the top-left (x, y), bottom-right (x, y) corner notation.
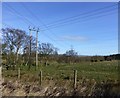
top-left (2, 22), bottom-right (116, 41)
top-left (21, 3), bottom-right (60, 37)
top-left (4, 3), bottom-right (35, 27)
top-left (2, 3), bottom-right (117, 49)
top-left (20, 3), bottom-right (45, 27)
top-left (20, 3), bottom-right (117, 47)
top-left (4, 2), bottom-right (116, 38)
top-left (42, 9), bottom-right (117, 30)
top-left (2, 22), bottom-right (68, 49)
top-left (44, 7), bottom-right (117, 29)
top-left (2, 22), bottom-right (14, 28)
top-left (4, 24), bottom-right (115, 50)
top-left (20, 3), bottom-right (69, 48)
top-left (40, 30), bottom-right (68, 48)
top-left (44, 4), bottom-right (117, 27)
top-left (3, 5), bottom-right (62, 46)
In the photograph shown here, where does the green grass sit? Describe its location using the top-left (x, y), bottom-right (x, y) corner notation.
top-left (2, 60), bottom-right (118, 83)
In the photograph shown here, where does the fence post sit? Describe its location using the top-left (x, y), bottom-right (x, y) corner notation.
top-left (74, 70), bottom-right (77, 89)
top-left (39, 70), bottom-right (42, 86)
top-left (0, 66), bottom-right (2, 97)
top-left (18, 67), bottom-right (20, 80)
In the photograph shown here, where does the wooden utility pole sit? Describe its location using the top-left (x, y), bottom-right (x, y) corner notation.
top-left (28, 27), bottom-right (32, 70)
top-left (28, 26), bottom-right (35, 70)
top-left (36, 28), bottom-right (39, 70)
top-left (0, 66), bottom-right (2, 98)
top-left (28, 26), bottom-right (39, 70)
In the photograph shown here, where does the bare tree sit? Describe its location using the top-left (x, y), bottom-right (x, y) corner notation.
top-left (23, 35), bottom-right (36, 70)
top-left (2, 28), bottom-right (26, 68)
top-left (65, 49), bottom-right (78, 64)
top-left (65, 49), bottom-right (78, 56)
top-left (38, 43), bottom-right (58, 66)
top-left (39, 43), bottom-right (58, 55)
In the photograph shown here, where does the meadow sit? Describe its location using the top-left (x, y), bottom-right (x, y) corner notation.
top-left (2, 60), bottom-right (120, 96)
top-left (3, 60), bottom-right (118, 83)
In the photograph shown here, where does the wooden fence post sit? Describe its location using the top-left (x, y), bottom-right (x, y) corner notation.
top-left (74, 70), bottom-right (77, 89)
top-left (18, 68), bottom-right (20, 80)
top-left (0, 66), bottom-right (2, 98)
top-left (39, 70), bottom-right (42, 86)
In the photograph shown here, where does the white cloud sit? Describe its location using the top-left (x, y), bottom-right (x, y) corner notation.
top-left (61, 35), bottom-right (88, 41)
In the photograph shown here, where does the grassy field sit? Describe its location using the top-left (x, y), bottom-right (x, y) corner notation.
top-left (2, 60), bottom-right (120, 96)
top-left (3, 60), bottom-right (118, 83)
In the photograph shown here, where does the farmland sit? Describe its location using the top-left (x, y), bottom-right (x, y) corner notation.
top-left (1, 27), bottom-right (120, 96)
top-left (2, 60), bottom-right (120, 96)
top-left (1, 2), bottom-right (119, 96)
top-left (3, 60), bottom-right (118, 82)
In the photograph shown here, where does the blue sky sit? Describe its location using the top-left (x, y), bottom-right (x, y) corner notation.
top-left (2, 2), bottom-right (118, 55)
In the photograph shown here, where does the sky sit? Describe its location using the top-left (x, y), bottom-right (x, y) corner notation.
top-left (2, 0), bottom-right (120, 2)
top-left (2, 2), bottom-right (118, 55)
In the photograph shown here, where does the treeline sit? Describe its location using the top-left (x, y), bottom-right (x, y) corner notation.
top-left (1, 28), bottom-right (120, 68)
